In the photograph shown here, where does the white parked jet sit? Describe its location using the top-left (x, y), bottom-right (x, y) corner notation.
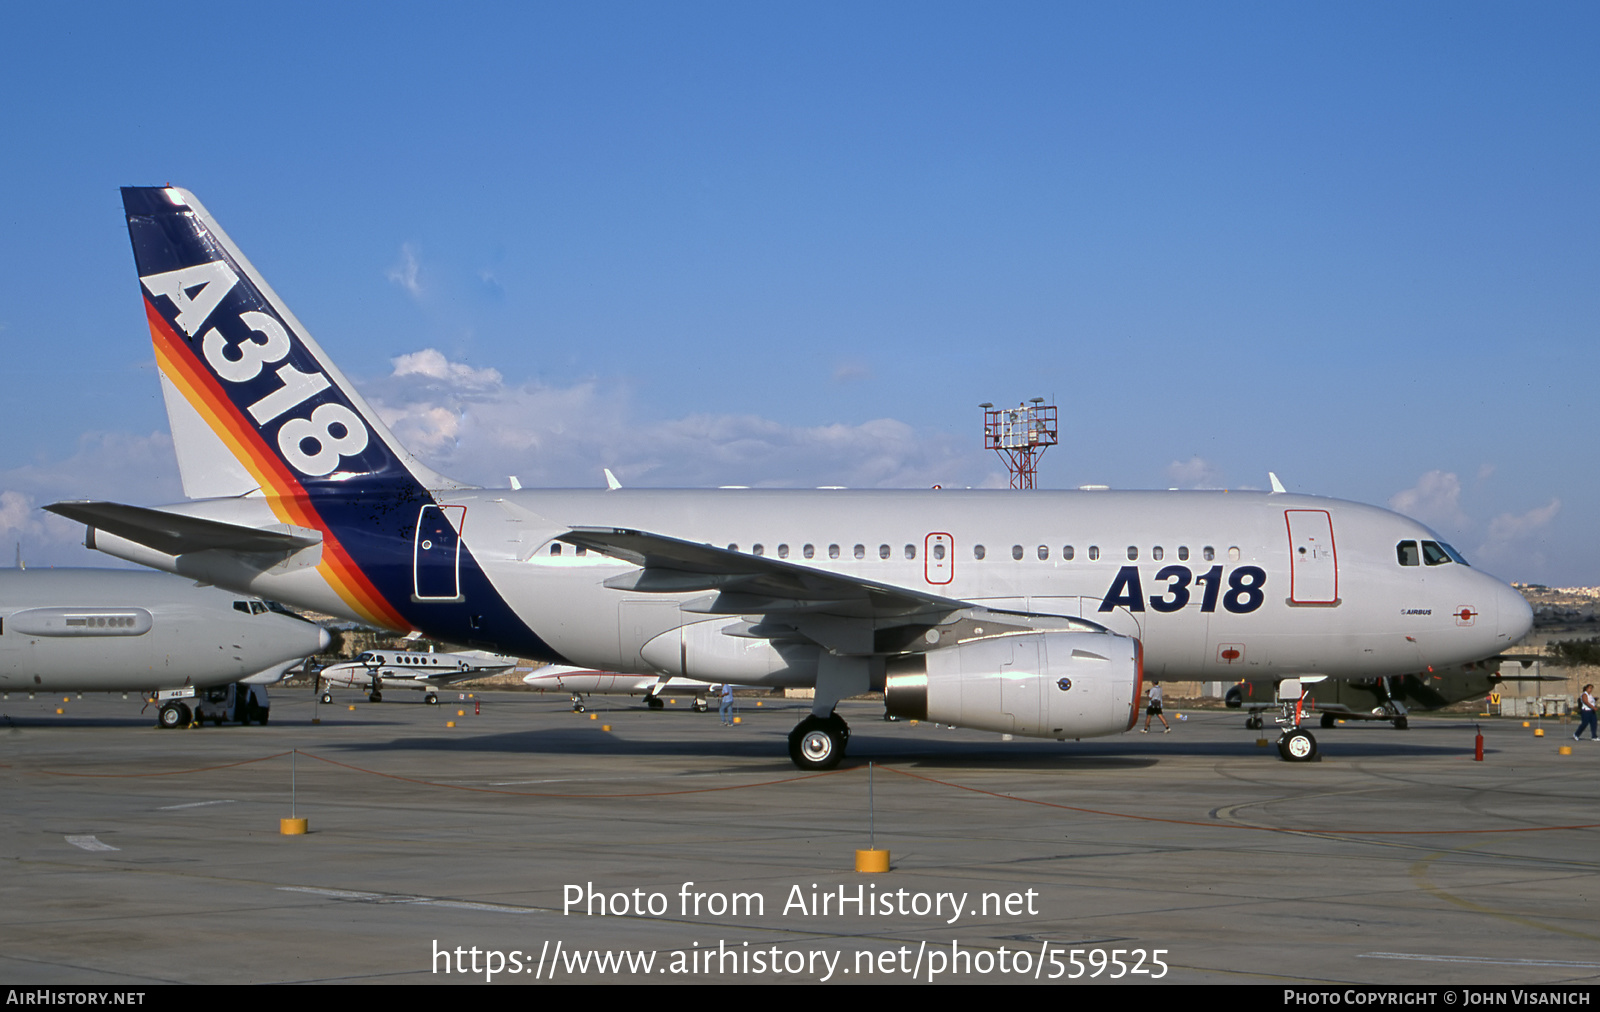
top-left (0, 568), bottom-right (329, 727)
top-left (522, 665), bottom-right (740, 712)
top-left (318, 648), bottom-right (516, 704)
top-left (47, 186), bottom-right (1532, 767)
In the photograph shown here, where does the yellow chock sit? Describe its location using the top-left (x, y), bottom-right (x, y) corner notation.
top-left (446, 720), bottom-right (456, 728)
top-left (1523, 721), bottom-right (1531, 728)
top-left (1534, 728), bottom-right (1545, 737)
top-left (311, 718), bottom-right (321, 725)
top-left (601, 724), bottom-right (611, 732)
top-left (56, 708), bottom-right (64, 715)
top-left (756, 701), bottom-right (763, 707)
top-left (280, 818), bottom-right (308, 835)
top-left (733, 716), bottom-right (741, 724)
top-left (589, 713), bottom-right (597, 720)
top-left (1559, 745), bottom-right (1572, 755)
top-left (348, 705), bottom-right (356, 711)
top-left (457, 710), bottom-right (465, 716)
top-left (62, 697), bottom-right (70, 703)
top-left (855, 849), bottom-right (890, 873)
top-left (1256, 738), bottom-right (1270, 747)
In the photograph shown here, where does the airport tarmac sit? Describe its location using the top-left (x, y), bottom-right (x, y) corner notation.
top-left (1, 690), bottom-right (1596, 986)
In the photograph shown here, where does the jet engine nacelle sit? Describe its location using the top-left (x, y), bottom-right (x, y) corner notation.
top-left (885, 631), bottom-right (1142, 739)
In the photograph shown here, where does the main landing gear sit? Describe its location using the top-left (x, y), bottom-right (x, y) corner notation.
top-left (788, 713), bottom-right (850, 771)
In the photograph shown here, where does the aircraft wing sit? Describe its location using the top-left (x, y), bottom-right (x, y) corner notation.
top-left (45, 500), bottom-right (320, 556)
top-left (560, 527), bottom-right (970, 621)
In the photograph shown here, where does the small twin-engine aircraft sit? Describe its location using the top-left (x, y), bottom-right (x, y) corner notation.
top-left (46, 186), bottom-right (1534, 768)
top-left (318, 648), bottom-right (516, 704)
top-left (0, 568), bottom-right (328, 727)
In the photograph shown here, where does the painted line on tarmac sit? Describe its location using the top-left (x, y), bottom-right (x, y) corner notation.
top-left (277, 885), bottom-right (535, 915)
top-left (1362, 952), bottom-right (1600, 969)
top-left (65, 835), bottom-right (119, 851)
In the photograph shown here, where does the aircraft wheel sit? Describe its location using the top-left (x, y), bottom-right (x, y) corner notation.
top-left (1277, 728), bottom-right (1318, 762)
top-left (646, 697), bottom-right (664, 711)
top-left (787, 714), bottom-right (850, 771)
top-left (1320, 712), bottom-right (1336, 729)
top-left (158, 702), bottom-right (190, 729)
top-left (425, 694), bottom-right (438, 705)
top-left (369, 691), bottom-right (382, 703)
top-left (1245, 715), bottom-right (1262, 730)
top-left (1224, 686), bottom-right (1242, 709)
top-left (1393, 716), bottom-right (1408, 730)
top-left (692, 699), bottom-right (708, 713)
top-left (320, 692), bottom-right (333, 704)
top-left (572, 702), bottom-right (586, 713)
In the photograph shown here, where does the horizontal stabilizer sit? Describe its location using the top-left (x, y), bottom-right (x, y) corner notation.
top-left (45, 501), bottom-right (321, 556)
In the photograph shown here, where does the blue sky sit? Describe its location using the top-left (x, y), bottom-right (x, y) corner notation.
top-left (1, 3), bottom-right (1595, 584)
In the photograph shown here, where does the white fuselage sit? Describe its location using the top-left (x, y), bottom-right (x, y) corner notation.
top-left (0, 569), bottom-right (329, 693)
top-left (102, 487), bottom-right (1531, 688)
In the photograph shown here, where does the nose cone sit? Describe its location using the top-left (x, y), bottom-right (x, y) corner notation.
top-left (1499, 582), bottom-right (1534, 645)
top-left (316, 626), bottom-right (332, 652)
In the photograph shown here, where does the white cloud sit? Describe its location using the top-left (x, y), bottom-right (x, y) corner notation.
top-left (1389, 470), bottom-right (1469, 531)
top-left (1484, 498), bottom-right (1561, 543)
top-left (1165, 456), bottom-right (1222, 489)
top-left (385, 242), bottom-right (424, 298)
top-left (366, 349), bottom-right (983, 490)
top-left (0, 431), bottom-right (183, 566)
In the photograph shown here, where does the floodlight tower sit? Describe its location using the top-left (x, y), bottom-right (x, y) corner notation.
top-left (981, 398), bottom-right (1058, 489)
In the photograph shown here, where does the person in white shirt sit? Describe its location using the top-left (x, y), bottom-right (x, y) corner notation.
top-left (1141, 682), bottom-right (1170, 734)
top-left (1575, 683), bottom-right (1597, 742)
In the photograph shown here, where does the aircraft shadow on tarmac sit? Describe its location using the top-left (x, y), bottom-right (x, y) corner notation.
top-left (326, 724), bottom-right (1495, 767)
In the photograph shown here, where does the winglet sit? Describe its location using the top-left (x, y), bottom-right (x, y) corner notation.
top-left (1268, 472), bottom-right (1287, 494)
top-left (604, 468), bottom-right (622, 491)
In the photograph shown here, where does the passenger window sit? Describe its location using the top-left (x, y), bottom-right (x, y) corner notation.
top-left (753, 544), bottom-right (765, 557)
top-left (726, 544), bottom-right (737, 552)
top-left (1062, 545), bottom-right (1074, 561)
top-left (974, 544), bottom-right (987, 560)
top-left (904, 544), bottom-right (916, 560)
top-left (777, 544), bottom-right (789, 559)
top-left (829, 544), bottom-right (840, 559)
top-left (803, 544), bottom-right (815, 559)
top-left (1088, 546), bottom-right (1100, 561)
top-left (1152, 546), bottom-right (1163, 561)
top-left (1203, 546), bottom-right (1215, 561)
top-left (1396, 541), bottom-right (1419, 566)
top-left (879, 544), bottom-right (891, 560)
top-left (1012, 545), bottom-right (1024, 560)
top-left (1127, 546), bottom-right (1138, 560)
top-left (1421, 541), bottom-right (1452, 566)
top-left (1178, 546), bottom-right (1189, 561)
top-left (854, 544), bottom-right (865, 560)
top-left (1037, 545), bottom-right (1048, 560)
top-left (1228, 547), bottom-right (1240, 562)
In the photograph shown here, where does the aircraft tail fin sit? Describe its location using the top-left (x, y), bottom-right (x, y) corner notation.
top-left (121, 186), bottom-right (463, 500)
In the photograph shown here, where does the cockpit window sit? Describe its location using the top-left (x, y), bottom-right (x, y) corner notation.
top-left (1421, 540), bottom-right (1453, 566)
top-left (1396, 541), bottom-right (1419, 566)
top-left (1439, 542), bottom-right (1470, 566)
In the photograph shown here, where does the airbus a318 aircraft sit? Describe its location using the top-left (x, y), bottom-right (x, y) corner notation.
top-left (46, 187), bottom-right (1533, 768)
top-left (318, 648), bottom-right (516, 704)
